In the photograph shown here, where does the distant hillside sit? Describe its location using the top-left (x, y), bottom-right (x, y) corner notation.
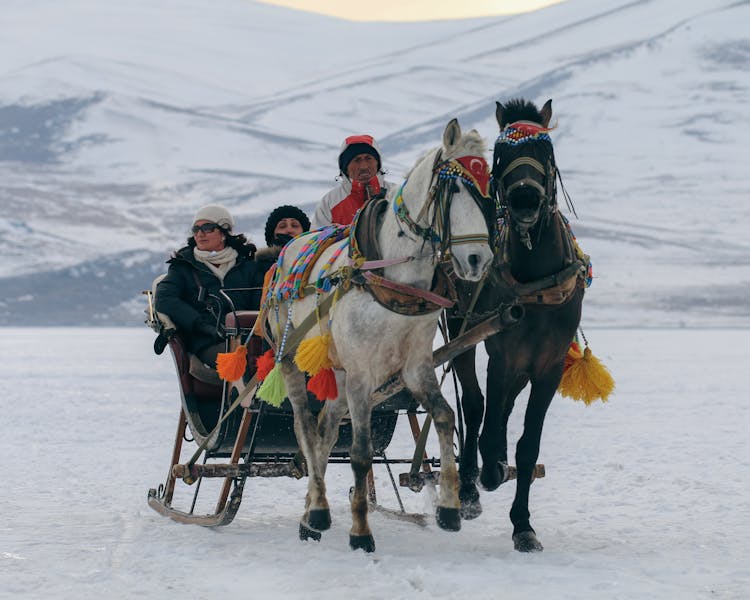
top-left (1, 0), bottom-right (748, 326)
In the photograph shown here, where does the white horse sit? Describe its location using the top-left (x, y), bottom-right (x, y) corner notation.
top-left (267, 119), bottom-right (494, 551)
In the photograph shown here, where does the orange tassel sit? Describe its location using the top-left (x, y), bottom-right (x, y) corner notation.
top-left (216, 345), bottom-right (247, 381)
top-left (255, 349), bottom-right (276, 382)
top-left (307, 367), bottom-right (338, 401)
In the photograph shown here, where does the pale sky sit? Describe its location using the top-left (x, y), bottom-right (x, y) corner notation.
top-left (256, 0), bottom-right (565, 21)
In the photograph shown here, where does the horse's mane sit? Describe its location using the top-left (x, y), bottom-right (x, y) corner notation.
top-left (497, 98), bottom-right (543, 128)
top-left (450, 128), bottom-right (486, 158)
top-left (404, 148), bottom-right (434, 179)
top-left (403, 127), bottom-right (486, 180)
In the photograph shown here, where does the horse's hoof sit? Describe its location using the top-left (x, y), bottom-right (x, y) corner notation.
top-left (307, 508), bottom-right (331, 532)
top-left (459, 499), bottom-right (483, 520)
top-left (459, 486), bottom-right (482, 520)
top-left (436, 507), bottom-right (461, 531)
top-left (513, 530), bottom-right (543, 552)
top-left (299, 522), bottom-right (322, 542)
top-left (480, 462), bottom-right (508, 492)
top-left (349, 534), bottom-right (376, 553)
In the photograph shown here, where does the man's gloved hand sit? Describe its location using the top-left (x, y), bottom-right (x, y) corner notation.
top-left (352, 176), bottom-right (382, 202)
top-left (350, 178), bottom-right (366, 203)
top-left (364, 175), bottom-right (382, 198)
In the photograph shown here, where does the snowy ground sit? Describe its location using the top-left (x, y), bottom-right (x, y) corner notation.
top-left (2, 327), bottom-right (748, 599)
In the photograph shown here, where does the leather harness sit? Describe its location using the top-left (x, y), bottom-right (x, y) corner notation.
top-left (350, 197), bottom-right (457, 316)
top-left (495, 211), bottom-right (589, 307)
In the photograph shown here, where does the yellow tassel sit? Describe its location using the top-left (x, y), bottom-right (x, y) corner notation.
top-left (216, 345), bottom-right (247, 381)
top-left (294, 334), bottom-right (333, 376)
top-left (559, 346), bottom-right (615, 405)
top-left (256, 364), bottom-right (286, 407)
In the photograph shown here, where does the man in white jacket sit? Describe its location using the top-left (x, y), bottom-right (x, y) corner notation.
top-left (310, 134), bottom-right (397, 229)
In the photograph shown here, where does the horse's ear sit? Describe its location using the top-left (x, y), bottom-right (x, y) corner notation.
top-left (540, 99), bottom-right (553, 128)
top-left (495, 101), bottom-right (505, 128)
top-left (443, 118), bottom-right (461, 149)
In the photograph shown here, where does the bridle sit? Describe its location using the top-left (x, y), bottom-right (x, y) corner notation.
top-left (493, 121), bottom-right (558, 247)
top-left (392, 152), bottom-right (494, 260)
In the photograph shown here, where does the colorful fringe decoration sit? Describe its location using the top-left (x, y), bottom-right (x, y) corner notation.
top-left (256, 364), bottom-right (286, 407)
top-left (255, 348), bottom-right (276, 381)
top-left (269, 225), bottom-right (350, 304)
top-left (307, 367), bottom-right (338, 401)
top-left (496, 121), bottom-right (554, 146)
top-left (558, 341), bottom-right (614, 405)
top-left (216, 345), bottom-right (247, 382)
top-left (294, 334), bottom-right (333, 376)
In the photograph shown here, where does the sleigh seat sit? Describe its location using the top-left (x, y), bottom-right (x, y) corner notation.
top-left (168, 311), bottom-right (261, 450)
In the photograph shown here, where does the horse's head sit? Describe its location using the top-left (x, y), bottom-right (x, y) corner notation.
top-left (397, 119), bottom-right (494, 282)
top-left (493, 99), bottom-right (557, 235)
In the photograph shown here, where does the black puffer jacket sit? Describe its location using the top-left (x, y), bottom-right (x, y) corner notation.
top-left (155, 245), bottom-right (264, 355)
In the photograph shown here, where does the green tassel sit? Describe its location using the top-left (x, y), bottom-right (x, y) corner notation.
top-left (256, 364), bottom-right (286, 407)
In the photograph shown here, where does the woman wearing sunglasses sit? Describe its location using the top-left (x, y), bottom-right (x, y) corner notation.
top-left (155, 204), bottom-right (262, 368)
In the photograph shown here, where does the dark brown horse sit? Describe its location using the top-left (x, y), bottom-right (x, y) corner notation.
top-left (449, 98), bottom-right (588, 552)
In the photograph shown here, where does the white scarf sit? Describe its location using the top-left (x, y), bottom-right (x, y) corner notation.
top-left (193, 246), bottom-right (238, 284)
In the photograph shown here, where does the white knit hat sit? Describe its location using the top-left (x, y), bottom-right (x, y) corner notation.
top-left (192, 204), bottom-right (233, 230)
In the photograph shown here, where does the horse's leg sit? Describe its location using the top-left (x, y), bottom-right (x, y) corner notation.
top-left (479, 353), bottom-right (527, 491)
top-left (280, 358), bottom-right (331, 538)
top-left (480, 379), bottom-right (526, 490)
top-left (510, 373), bottom-right (558, 553)
top-left (405, 363), bottom-right (461, 532)
top-left (345, 377), bottom-right (376, 552)
top-left (450, 345), bottom-right (484, 519)
top-left (313, 370), bottom-right (349, 479)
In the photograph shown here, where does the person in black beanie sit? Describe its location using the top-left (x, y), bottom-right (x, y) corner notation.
top-left (256, 204), bottom-right (311, 276)
top-left (264, 205), bottom-right (311, 248)
top-left (310, 134), bottom-right (396, 229)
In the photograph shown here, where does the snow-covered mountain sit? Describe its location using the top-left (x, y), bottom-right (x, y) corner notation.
top-left (1, 0), bottom-right (748, 326)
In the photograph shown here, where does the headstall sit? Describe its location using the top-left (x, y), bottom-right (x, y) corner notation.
top-left (494, 120), bottom-right (558, 242)
top-left (392, 154), bottom-right (492, 253)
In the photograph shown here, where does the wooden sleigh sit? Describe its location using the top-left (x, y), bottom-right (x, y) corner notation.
top-left (143, 289), bottom-right (542, 528)
top-left (143, 290), bottom-right (443, 527)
